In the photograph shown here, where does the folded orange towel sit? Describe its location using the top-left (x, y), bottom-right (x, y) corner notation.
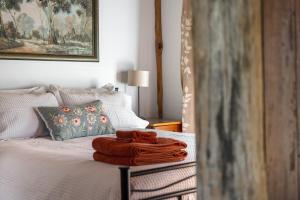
top-left (93, 150), bottom-right (187, 166)
top-left (92, 137), bottom-right (187, 157)
top-left (116, 130), bottom-right (157, 144)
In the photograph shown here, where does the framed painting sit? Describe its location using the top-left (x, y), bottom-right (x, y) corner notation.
top-left (0, 0), bottom-right (99, 62)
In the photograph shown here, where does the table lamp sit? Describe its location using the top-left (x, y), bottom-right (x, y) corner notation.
top-left (127, 70), bottom-right (150, 117)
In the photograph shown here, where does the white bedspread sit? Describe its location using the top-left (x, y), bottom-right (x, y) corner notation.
top-left (0, 130), bottom-right (195, 200)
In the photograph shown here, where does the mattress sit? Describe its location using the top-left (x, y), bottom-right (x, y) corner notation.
top-left (0, 130), bottom-right (196, 200)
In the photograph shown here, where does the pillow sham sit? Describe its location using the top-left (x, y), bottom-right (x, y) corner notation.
top-left (36, 100), bottom-right (115, 141)
top-left (48, 84), bottom-right (132, 109)
top-left (48, 84), bottom-right (115, 105)
top-left (0, 92), bottom-right (59, 140)
top-left (0, 86), bottom-right (46, 94)
top-left (61, 91), bottom-right (132, 109)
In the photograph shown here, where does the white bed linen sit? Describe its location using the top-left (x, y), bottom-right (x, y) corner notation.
top-left (0, 130), bottom-right (195, 200)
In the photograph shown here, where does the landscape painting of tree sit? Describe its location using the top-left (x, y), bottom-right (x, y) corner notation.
top-left (0, 0), bottom-right (98, 61)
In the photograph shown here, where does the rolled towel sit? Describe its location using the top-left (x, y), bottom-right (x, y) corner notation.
top-left (116, 130), bottom-right (157, 144)
top-left (93, 150), bottom-right (187, 166)
top-left (92, 137), bottom-right (187, 157)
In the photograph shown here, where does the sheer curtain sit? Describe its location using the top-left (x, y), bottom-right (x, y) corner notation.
top-left (181, 0), bottom-right (195, 133)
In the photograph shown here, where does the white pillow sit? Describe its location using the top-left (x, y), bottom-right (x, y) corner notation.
top-left (0, 93), bottom-right (59, 140)
top-left (104, 105), bottom-right (149, 129)
top-left (59, 92), bottom-right (143, 129)
top-left (98, 92), bottom-right (132, 110)
top-left (48, 85), bottom-right (147, 129)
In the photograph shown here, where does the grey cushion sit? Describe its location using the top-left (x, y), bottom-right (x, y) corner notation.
top-left (36, 100), bottom-right (115, 141)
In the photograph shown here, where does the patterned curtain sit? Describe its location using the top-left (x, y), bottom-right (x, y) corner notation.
top-left (181, 0), bottom-right (195, 133)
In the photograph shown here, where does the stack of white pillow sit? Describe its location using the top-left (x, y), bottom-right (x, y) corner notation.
top-left (0, 84), bottom-right (149, 140)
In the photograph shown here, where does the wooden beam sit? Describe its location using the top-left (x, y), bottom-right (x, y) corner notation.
top-left (297, 0), bottom-right (300, 198)
top-left (155, 0), bottom-right (163, 118)
top-left (264, 0), bottom-right (298, 199)
top-left (192, 0), bottom-right (268, 199)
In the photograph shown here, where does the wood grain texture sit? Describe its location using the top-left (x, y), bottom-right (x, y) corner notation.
top-left (297, 0), bottom-right (300, 198)
top-left (147, 119), bottom-right (182, 132)
top-left (192, 0), bottom-right (268, 199)
top-left (264, 0), bottom-right (299, 199)
top-left (155, 0), bottom-right (163, 118)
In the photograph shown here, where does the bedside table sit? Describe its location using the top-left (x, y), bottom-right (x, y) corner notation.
top-left (146, 118), bottom-right (182, 132)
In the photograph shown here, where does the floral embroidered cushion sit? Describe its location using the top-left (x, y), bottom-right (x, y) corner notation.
top-left (36, 100), bottom-right (115, 141)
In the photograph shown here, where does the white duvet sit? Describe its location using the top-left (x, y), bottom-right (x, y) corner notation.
top-left (0, 130), bottom-right (196, 200)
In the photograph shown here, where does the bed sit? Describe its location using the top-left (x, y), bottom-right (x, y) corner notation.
top-left (0, 130), bottom-right (196, 200)
top-left (0, 85), bottom-right (197, 200)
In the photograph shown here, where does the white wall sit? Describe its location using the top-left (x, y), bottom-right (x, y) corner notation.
top-left (161, 0), bottom-right (183, 119)
top-left (0, 0), bottom-right (183, 119)
top-left (136, 0), bottom-right (183, 119)
top-left (0, 0), bottom-right (140, 111)
top-left (137, 0), bottom-right (157, 118)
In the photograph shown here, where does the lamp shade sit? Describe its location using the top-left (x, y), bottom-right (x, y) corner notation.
top-left (127, 70), bottom-right (150, 87)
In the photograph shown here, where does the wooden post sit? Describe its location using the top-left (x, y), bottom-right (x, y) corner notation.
top-left (192, 0), bottom-right (268, 199)
top-left (297, 1), bottom-right (300, 199)
top-left (155, 0), bottom-right (163, 118)
top-left (264, 0), bottom-right (299, 199)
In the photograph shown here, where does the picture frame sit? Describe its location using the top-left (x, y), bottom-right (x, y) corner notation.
top-left (0, 0), bottom-right (99, 62)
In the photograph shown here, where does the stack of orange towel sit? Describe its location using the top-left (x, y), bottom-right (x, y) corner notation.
top-left (92, 130), bottom-right (188, 166)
